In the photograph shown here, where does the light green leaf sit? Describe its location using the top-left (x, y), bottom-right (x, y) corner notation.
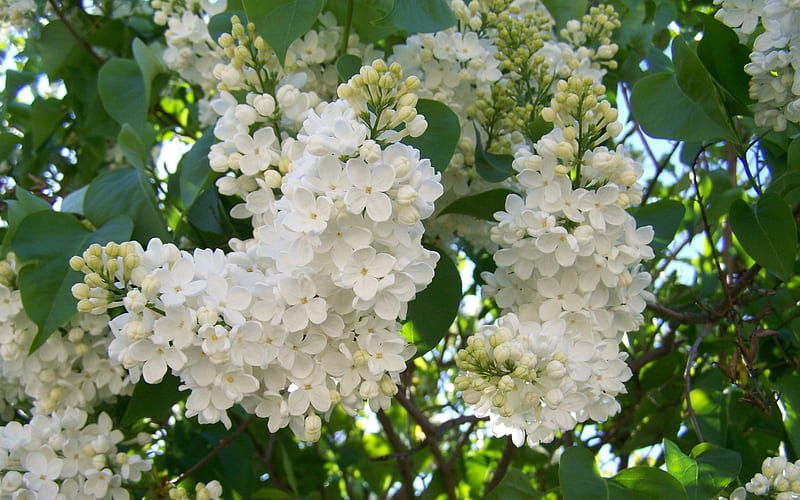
top-left (243, 0), bottom-right (324, 66)
top-left (11, 212), bottom-right (133, 351)
top-left (559, 446), bottom-right (608, 500)
top-left (98, 58), bottom-right (146, 134)
top-left (402, 249), bottom-right (461, 357)
top-left (474, 126), bottom-right (515, 182)
top-left (441, 189), bottom-right (518, 221)
top-left (630, 199), bottom-right (685, 253)
top-left (121, 374), bottom-right (182, 427)
top-left (402, 99), bottom-right (460, 172)
top-left (485, 469), bottom-right (540, 500)
top-left (60, 186), bottom-right (87, 215)
top-left (117, 124), bottom-right (148, 169)
top-left (378, 0), bottom-right (457, 34)
top-left (729, 194), bottom-right (797, 281)
top-left (665, 439), bottom-right (738, 500)
top-left (336, 54), bottom-right (362, 82)
top-left (84, 167), bottom-right (171, 244)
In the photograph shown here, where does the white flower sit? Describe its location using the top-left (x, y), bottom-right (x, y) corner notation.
top-left (340, 248), bottom-right (397, 301)
top-left (344, 158), bottom-right (396, 222)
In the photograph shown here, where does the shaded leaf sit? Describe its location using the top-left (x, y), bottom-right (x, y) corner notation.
top-left (541, 0), bottom-right (588, 29)
top-left (777, 374), bottom-right (800, 459)
top-left (630, 199), bottom-right (685, 253)
top-left (1, 189), bottom-right (51, 256)
top-left (402, 99), bottom-right (460, 172)
top-left (132, 38), bottom-right (164, 108)
top-left (610, 467), bottom-right (688, 500)
top-left (474, 126), bottom-right (514, 182)
top-left (402, 249), bottom-right (461, 357)
top-left (665, 439), bottom-right (738, 500)
top-left (98, 58), bottom-right (145, 134)
top-left (485, 469), bottom-right (540, 500)
top-left (243, 0), bottom-right (324, 65)
top-left (441, 189), bottom-right (517, 221)
top-left (121, 374), bottom-right (182, 427)
top-left (336, 54), bottom-right (362, 82)
top-left (31, 98), bottom-right (68, 150)
top-left (379, 0), bottom-right (457, 34)
top-left (697, 13), bottom-right (752, 110)
top-left (174, 128), bottom-right (217, 209)
top-left (117, 124), bottom-right (148, 169)
top-left (559, 446), bottom-right (608, 500)
top-left (729, 194), bottom-right (796, 281)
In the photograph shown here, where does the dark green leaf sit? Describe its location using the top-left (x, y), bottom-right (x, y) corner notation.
top-left (328, 0), bottom-right (398, 43)
top-left (31, 98), bottom-right (68, 150)
top-left (98, 58), bottom-right (146, 134)
top-left (777, 374), bottom-right (800, 459)
top-left (631, 37), bottom-right (734, 143)
top-left (630, 199), bottom-right (685, 253)
top-left (60, 186), bottom-right (87, 215)
top-left (1, 189), bottom-right (51, 256)
top-left (541, 0), bottom-right (588, 29)
top-left (379, 0), bottom-right (457, 34)
top-left (474, 126), bottom-right (514, 182)
top-left (402, 99), bottom-right (460, 172)
top-left (402, 249), bottom-right (461, 357)
top-left (697, 13), bottom-right (752, 109)
top-left (121, 373), bottom-right (182, 427)
top-left (336, 54), bottom-right (362, 82)
top-left (84, 167), bottom-right (170, 244)
top-left (441, 189), bottom-right (517, 221)
top-left (11, 213), bottom-right (133, 351)
top-left (175, 128), bottom-right (217, 209)
top-left (609, 467), bottom-right (688, 500)
top-left (729, 194), bottom-right (797, 281)
top-left (788, 137), bottom-right (800, 170)
top-left (559, 446), bottom-right (608, 500)
top-left (132, 38), bottom-right (164, 108)
top-left (664, 439), bottom-right (738, 500)
top-left (243, 0), bottom-right (324, 66)
top-left (485, 469), bottom-right (540, 500)
top-left (117, 124), bottom-right (148, 169)
top-left (35, 21), bottom-right (82, 78)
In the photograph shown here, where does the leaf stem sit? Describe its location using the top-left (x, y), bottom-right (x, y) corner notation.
top-left (340, 0), bottom-right (354, 59)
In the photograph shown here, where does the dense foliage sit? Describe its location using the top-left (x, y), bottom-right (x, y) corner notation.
top-left (1, 0), bottom-right (800, 499)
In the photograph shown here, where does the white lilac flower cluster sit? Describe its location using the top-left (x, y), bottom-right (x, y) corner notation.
top-left (152, 0), bottom-right (227, 97)
top-left (70, 59), bottom-right (443, 441)
top-left (0, 254), bottom-right (132, 419)
top-left (455, 75), bottom-right (654, 447)
top-left (166, 480), bottom-right (223, 500)
top-left (714, 0), bottom-right (800, 131)
top-left (0, 409), bottom-right (151, 499)
top-left (727, 456), bottom-right (800, 499)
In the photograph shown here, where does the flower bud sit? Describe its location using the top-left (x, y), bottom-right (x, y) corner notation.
top-left (304, 414), bottom-right (322, 442)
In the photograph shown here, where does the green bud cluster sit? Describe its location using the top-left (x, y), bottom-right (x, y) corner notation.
top-left (0, 254), bottom-right (16, 288)
top-left (69, 242), bottom-right (142, 315)
top-left (337, 59), bottom-right (427, 141)
top-left (559, 4), bottom-right (621, 70)
top-left (216, 15), bottom-right (280, 93)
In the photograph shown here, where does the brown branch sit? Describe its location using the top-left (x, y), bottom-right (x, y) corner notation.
top-left (394, 390), bottom-right (457, 500)
top-left (47, 0), bottom-right (105, 64)
top-left (629, 330), bottom-right (684, 373)
top-left (376, 409), bottom-right (416, 500)
top-left (645, 302), bottom-right (719, 325)
top-left (170, 414), bottom-right (257, 486)
top-left (485, 437), bottom-right (515, 494)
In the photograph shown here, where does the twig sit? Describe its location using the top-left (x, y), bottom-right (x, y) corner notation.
top-left (685, 325), bottom-right (711, 442)
top-left (485, 437), bottom-right (515, 494)
top-left (645, 302), bottom-right (720, 325)
top-left (48, 0), bottom-right (105, 64)
top-left (169, 414), bottom-right (257, 486)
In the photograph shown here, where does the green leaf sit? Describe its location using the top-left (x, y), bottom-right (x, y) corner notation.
top-left (242, 0), bottom-right (324, 66)
top-left (788, 137), bottom-right (800, 170)
top-left (1, 189), bottom-right (51, 256)
top-left (609, 467), bottom-right (688, 500)
top-left (777, 374), bottom-right (800, 458)
top-left (402, 99), bottom-right (460, 172)
top-left (11, 213), bottom-right (133, 351)
top-left (117, 124), bottom-right (148, 169)
top-left (474, 126), bottom-right (515, 182)
top-left (60, 186), bottom-right (88, 215)
top-left (174, 128), bottom-right (217, 209)
top-left (664, 439), bottom-right (738, 500)
top-left (631, 37), bottom-right (734, 143)
top-left (98, 58), bottom-right (146, 134)
top-left (84, 167), bottom-right (170, 244)
top-left (402, 249), bottom-right (461, 357)
top-left (441, 189), bottom-right (517, 221)
top-left (697, 13), bottom-right (752, 111)
top-left (31, 98), bottom-right (68, 150)
top-left (121, 373), bottom-right (182, 427)
top-left (328, 0), bottom-right (398, 43)
top-left (336, 54), bottom-right (362, 82)
top-left (729, 194), bottom-right (797, 281)
top-left (560, 446), bottom-right (609, 500)
top-left (485, 469), bottom-right (540, 500)
top-left (35, 21), bottom-right (83, 78)
top-left (378, 0), bottom-right (457, 34)
top-left (630, 199), bottom-right (685, 253)
top-left (132, 38), bottom-right (164, 109)
top-left (541, 0), bottom-right (588, 29)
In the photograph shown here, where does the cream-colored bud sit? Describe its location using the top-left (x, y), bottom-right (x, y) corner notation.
top-left (361, 66), bottom-right (380, 85)
top-left (492, 392), bottom-right (506, 408)
top-left (396, 185), bottom-right (417, 206)
top-left (562, 126), bottom-right (578, 141)
top-left (68, 327), bottom-right (84, 343)
top-left (72, 283), bottom-right (90, 300)
top-left (378, 73), bottom-right (394, 89)
top-left (85, 273), bottom-right (106, 289)
top-left (197, 306), bottom-right (218, 325)
top-left (454, 375), bottom-right (472, 391)
top-left (263, 169), bottom-right (282, 189)
top-left (396, 205), bottom-right (420, 226)
top-left (380, 375), bottom-right (398, 396)
top-left (397, 93), bottom-right (418, 108)
top-left (493, 344), bottom-right (511, 364)
top-left (304, 414), bottom-right (322, 442)
top-left (555, 164), bottom-right (572, 176)
top-left (105, 259), bottom-right (119, 278)
top-left (105, 242), bottom-right (120, 258)
top-left (141, 274), bottom-right (160, 297)
top-left (77, 299), bottom-right (94, 313)
top-left (372, 59), bottom-right (388, 73)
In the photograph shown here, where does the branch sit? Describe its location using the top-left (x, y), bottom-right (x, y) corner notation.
top-left (376, 409), bottom-right (416, 500)
top-left (170, 414), bottom-right (257, 486)
top-left (485, 437), bottom-right (515, 494)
